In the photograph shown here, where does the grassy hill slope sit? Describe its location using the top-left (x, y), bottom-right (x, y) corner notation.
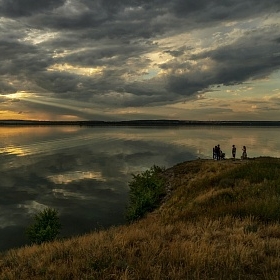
top-left (1, 157), bottom-right (280, 279)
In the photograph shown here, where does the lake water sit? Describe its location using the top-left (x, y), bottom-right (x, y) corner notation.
top-left (0, 125), bottom-right (280, 251)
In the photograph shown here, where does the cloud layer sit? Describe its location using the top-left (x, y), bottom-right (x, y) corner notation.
top-left (0, 0), bottom-right (280, 120)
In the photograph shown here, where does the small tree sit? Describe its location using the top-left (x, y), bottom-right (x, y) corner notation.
top-left (126, 165), bottom-right (166, 223)
top-left (26, 208), bottom-right (61, 245)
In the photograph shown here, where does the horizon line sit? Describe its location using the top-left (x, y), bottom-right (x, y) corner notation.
top-left (0, 119), bottom-right (280, 127)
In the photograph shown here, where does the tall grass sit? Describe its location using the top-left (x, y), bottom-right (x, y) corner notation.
top-left (163, 157), bottom-right (280, 223)
top-left (1, 157), bottom-right (280, 279)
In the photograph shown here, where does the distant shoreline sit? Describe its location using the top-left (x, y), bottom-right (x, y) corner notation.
top-left (0, 120), bottom-right (280, 127)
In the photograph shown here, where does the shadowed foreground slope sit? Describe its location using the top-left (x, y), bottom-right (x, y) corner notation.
top-left (1, 157), bottom-right (280, 279)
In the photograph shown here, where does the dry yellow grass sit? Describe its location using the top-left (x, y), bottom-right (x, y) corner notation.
top-left (1, 158), bottom-right (280, 279)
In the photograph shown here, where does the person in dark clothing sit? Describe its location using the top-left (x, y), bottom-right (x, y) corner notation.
top-left (242, 146), bottom-right (247, 159)
top-left (213, 146), bottom-right (217, 159)
top-left (232, 145), bottom-right (236, 159)
top-left (216, 144), bottom-right (221, 160)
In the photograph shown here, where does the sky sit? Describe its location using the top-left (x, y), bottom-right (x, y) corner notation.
top-left (0, 0), bottom-right (280, 121)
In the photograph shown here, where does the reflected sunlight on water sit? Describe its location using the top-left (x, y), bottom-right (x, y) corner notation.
top-left (0, 145), bottom-right (27, 156)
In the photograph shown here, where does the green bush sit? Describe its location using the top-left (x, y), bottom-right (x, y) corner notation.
top-left (126, 165), bottom-right (166, 223)
top-left (26, 208), bottom-right (61, 245)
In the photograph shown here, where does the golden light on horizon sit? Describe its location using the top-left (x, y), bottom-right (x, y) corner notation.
top-left (3, 91), bottom-right (31, 100)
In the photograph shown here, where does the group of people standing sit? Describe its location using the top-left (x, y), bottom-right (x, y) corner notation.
top-left (212, 144), bottom-right (225, 160)
top-left (213, 144), bottom-right (247, 160)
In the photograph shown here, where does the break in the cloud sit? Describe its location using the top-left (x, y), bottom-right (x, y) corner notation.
top-left (0, 0), bottom-right (280, 120)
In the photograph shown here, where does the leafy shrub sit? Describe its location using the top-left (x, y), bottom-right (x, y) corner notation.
top-left (26, 208), bottom-right (61, 245)
top-left (126, 165), bottom-right (165, 223)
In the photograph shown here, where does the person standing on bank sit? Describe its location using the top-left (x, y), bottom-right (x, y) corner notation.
top-left (213, 146), bottom-right (217, 159)
top-left (232, 145), bottom-right (236, 159)
top-left (216, 144), bottom-right (221, 160)
top-left (242, 146), bottom-right (247, 159)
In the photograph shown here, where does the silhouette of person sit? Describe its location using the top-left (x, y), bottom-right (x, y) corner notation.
top-left (216, 144), bottom-right (221, 160)
top-left (232, 145), bottom-right (236, 159)
top-left (242, 146), bottom-right (247, 159)
top-left (213, 146), bottom-right (217, 159)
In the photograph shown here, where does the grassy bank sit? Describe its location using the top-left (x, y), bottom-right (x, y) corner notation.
top-left (1, 157), bottom-right (280, 279)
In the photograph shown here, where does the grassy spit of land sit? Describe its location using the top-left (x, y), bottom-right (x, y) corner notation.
top-left (1, 157), bottom-right (280, 279)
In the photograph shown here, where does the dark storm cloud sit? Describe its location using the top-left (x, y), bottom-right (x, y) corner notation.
top-left (165, 25), bottom-right (280, 96)
top-left (0, 0), bottom-right (66, 17)
top-left (0, 40), bottom-right (52, 77)
top-left (34, 71), bottom-right (81, 94)
top-left (172, 0), bottom-right (280, 20)
top-left (197, 27), bottom-right (280, 84)
top-left (0, 81), bottom-right (16, 94)
top-left (0, 0), bottom-right (280, 111)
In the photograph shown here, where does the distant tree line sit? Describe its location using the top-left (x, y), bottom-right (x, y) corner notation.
top-left (1, 120), bottom-right (280, 127)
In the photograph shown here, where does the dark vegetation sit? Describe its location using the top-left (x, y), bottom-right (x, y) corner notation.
top-left (26, 208), bottom-right (61, 245)
top-left (125, 165), bottom-right (166, 222)
top-left (1, 119), bottom-right (280, 126)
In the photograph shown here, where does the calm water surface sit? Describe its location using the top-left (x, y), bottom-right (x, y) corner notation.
top-left (0, 125), bottom-right (280, 251)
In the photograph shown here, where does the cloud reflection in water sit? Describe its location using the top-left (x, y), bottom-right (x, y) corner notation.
top-left (0, 126), bottom-right (280, 251)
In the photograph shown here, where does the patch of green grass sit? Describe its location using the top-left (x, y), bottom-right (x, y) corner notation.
top-left (169, 158), bottom-right (280, 223)
top-left (223, 158), bottom-right (280, 184)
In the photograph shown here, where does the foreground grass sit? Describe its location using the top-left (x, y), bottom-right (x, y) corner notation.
top-left (1, 157), bottom-right (280, 279)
